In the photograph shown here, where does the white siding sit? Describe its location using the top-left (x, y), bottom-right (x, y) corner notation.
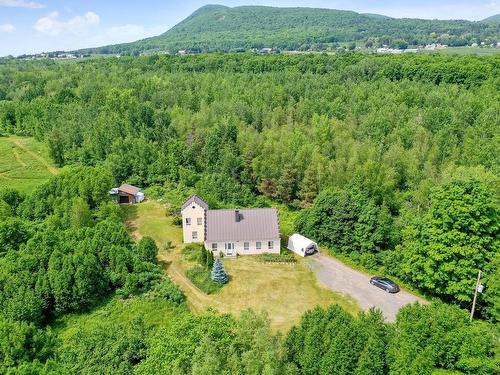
top-left (181, 202), bottom-right (206, 243)
top-left (204, 239), bottom-right (280, 257)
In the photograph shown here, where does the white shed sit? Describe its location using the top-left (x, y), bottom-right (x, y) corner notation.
top-left (287, 233), bottom-right (318, 257)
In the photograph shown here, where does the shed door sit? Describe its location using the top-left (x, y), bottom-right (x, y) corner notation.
top-left (119, 195), bottom-right (130, 204)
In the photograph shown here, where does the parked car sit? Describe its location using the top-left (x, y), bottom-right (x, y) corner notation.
top-left (370, 276), bottom-right (400, 293)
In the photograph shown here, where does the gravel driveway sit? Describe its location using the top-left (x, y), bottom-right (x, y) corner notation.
top-left (306, 252), bottom-right (426, 321)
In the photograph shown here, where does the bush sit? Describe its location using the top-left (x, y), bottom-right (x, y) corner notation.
top-left (172, 215), bottom-right (182, 226)
top-left (182, 243), bottom-right (203, 261)
top-left (186, 266), bottom-right (223, 294)
top-left (259, 252), bottom-right (297, 263)
top-left (148, 277), bottom-right (185, 305)
top-left (358, 252), bottom-right (379, 270)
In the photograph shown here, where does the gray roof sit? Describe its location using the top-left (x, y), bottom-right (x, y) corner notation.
top-left (181, 195), bottom-right (209, 211)
top-left (206, 208), bottom-right (279, 242)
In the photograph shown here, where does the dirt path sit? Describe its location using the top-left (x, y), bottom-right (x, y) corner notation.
top-left (11, 139), bottom-right (58, 175)
top-left (124, 213), bottom-right (223, 313)
top-left (159, 256), bottom-right (223, 313)
top-left (11, 148), bottom-right (27, 167)
top-left (306, 253), bottom-right (426, 321)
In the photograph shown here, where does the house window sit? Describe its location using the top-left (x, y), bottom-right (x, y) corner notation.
top-left (185, 218), bottom-right (191, 226)
top-left (192, 231), bottom-right (197, 240)
top-left (212, 243), bottom-right (217, 251)
top-left (268, 241), bottom-right (274, 250)
top-left (244, 242), bottom-right (249, 251)
top-left (197, 217), bottom-right (203, 225)
top-left (256, 241), bottom-right (261, 250)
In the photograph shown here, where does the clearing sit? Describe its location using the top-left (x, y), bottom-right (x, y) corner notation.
top-left (123, 200), bottom-right (359, 332)
top-left (0, 136), bottom-right (58, 193)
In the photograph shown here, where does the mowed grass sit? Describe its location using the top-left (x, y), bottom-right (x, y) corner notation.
top-left (0, 136), bottom-right (58, 193)
top-left (123, 200), bottom-right (359, 332)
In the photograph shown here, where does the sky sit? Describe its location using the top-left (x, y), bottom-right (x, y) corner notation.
top-left (0, 0), bottom-right (499, 56)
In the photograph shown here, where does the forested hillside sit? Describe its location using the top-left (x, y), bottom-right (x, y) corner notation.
top-left (79, 5), bottom-right (500, 55)
top-left (0, 52), bottom-right (498, 373)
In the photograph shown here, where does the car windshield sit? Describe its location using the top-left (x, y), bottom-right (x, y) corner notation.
top-left (380, 278), bottom-right (396, 286)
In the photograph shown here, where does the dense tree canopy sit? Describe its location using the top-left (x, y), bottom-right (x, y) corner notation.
top-left (0, 52), bottom-right (498, 373)
top-left (396, 175), bottom-right (499, 317)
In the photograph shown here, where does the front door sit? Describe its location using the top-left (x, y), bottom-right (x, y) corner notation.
top-left (225, 243), bottom-right (234, 256)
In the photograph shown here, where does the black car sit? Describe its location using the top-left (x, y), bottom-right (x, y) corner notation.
top-left (370, 277), bottom-right (400, 293)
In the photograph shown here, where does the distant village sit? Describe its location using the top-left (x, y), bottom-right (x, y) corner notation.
top-left (6, 41), bottom-right (500, 61)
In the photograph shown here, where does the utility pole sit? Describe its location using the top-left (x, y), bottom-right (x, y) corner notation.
top-left (470, 270), bottom-right (482, 322)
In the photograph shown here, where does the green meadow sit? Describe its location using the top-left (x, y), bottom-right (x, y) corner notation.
top-left (0, 136), bottom-right (58, 193)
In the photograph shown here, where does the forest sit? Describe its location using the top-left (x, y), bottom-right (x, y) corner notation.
top-left (0, 52), bottom-right (498, 373)
top-left (80, 5), bottom-right (500, 55)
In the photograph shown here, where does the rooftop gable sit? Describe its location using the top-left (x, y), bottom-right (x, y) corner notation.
top-left (118, 184), bottom-right (140, 195)
top-left (181, 195), bottom-right (209, 211)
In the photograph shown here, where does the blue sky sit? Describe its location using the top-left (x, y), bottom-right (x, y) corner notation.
top-left (1, 0), bottom-right (499, 56)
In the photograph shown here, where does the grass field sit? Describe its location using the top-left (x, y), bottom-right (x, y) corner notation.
top-left (0, 136), bottom-right (58, 193)
top-left (123, 200), bottom-right (359, 332)
top-left (53, 294), bottom-right (187, 352)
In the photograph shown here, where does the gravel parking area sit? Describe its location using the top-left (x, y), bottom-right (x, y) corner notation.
top-left (306, 252), bottom-right (426, 321)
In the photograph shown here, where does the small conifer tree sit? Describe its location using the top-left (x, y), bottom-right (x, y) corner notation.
top-left (211, 258), bottom-right (229, 284)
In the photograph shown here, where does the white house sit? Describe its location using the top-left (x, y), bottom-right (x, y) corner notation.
top-left (181, 195), bottom-right (281, 257)
top-left (287, 233), bottom-right (318, 257)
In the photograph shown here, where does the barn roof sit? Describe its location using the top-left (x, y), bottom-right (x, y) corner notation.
top-left (118, 184), bottom-right (140, 195)
top-left (181, 195), bottom-right (209, 211)
top-left (206, 208), bottom-right (279, 242)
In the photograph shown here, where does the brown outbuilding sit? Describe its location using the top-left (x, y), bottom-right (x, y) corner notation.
top-left (117, 184), bottom-right (141, 204)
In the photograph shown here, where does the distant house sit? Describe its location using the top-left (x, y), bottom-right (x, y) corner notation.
top-left (181, 195), bottom-right (280, 257)
top-left (110, 184), bottom-right (145, 204)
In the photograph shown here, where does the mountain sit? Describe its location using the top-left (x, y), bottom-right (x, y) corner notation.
top-left (78, 5), bottom-right (500, 55)
top-left (482, 14), bottom-right (500, 23)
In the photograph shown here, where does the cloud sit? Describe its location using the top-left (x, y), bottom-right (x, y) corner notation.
top-left (0, 0), bottom-right (44, 9)
top-left (0, 23), bottom-right (16, 33)
top-left (34, 11), bottom-right (100, 36)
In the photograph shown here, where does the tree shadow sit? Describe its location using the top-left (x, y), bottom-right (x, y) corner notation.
top-left (122, 204), bottom-right (139, 233)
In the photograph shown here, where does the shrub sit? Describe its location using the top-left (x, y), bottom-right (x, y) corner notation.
top-left (182, 243), bottom-right (203, 261)
top-left (148, 277), bottom-right (185, 305)
top-left (186, 266), bottom-right (223, 294)
top-left (137, 237), bottom-right (158, 263)
top-left (172, 215), bottom-right (182, 226)
top-left (358, 252), bottom-right (378, 270)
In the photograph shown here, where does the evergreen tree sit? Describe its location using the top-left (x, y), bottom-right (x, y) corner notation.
top-left (211, 258), bottom-right (229, 284)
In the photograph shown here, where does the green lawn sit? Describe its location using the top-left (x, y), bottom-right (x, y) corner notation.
top-left (123, 200), bottom-right (359, 332)
top-left (0, 136), bottom-right (58, 193)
